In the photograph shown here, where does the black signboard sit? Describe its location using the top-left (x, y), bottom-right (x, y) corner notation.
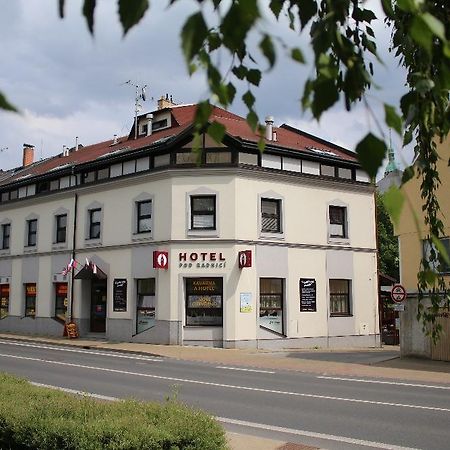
top-left (113, 278), bottom-right (127, 312)
top-left (300, 278), bottom-right (316, 312)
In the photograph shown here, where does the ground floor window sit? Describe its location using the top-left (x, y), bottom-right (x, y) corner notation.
top-left (185, 277), bottom-right (223, 326)
top-left (0, 284), bottom-right (9, 319)
top-left (24, 283), bottom-right (37, 317)
top-left (136, 278), bottom-right (156, 334)
top-left (259, 278), bottom-right (284, 334)
top-left (329, 279), bottom-right (351, 316)
top-left (54, 283), bottom-right (68, 322)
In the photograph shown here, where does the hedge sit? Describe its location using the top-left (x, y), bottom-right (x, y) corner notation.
top-left (0, 373), bottom-right (228, 450)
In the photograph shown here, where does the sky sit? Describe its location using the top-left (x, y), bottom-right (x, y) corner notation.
top-left (0, 0), bottom-right (410, 172)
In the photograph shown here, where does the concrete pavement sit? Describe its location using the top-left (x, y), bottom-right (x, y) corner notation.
top-left (1, 332), bottom-right (449, 450)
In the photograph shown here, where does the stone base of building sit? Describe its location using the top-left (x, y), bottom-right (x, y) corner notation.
top-left (0, 315), bottom-right (65, 337)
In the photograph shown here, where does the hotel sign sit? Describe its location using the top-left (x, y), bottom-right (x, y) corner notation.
top-left (238, 250), bottom-right (252, 268)
top-left (179, 252), bottom-right (226, 269)
top-left (153, 251), bottom-right (169, 269)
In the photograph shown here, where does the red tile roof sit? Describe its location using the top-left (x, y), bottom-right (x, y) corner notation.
top-left (1, 104), bottom-right (357, 187)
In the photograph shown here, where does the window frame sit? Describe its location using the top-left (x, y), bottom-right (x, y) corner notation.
top-left (329, 279), bottom-right (352, 317)
top-left (24, 283), bottom-right (37, 318)
top-left (1, 223), bottom-right (11, 250)
top-left (259, 278), bottom-right (284, 335)
top-left (136, 278), bottom-right (156, 334)
top-left (0, 284), bottom-right (9, 319)
top-left (136, 200), bottom-right (152, 234)
top-left (423, 237), bottom-right (450, 274)
top-left (26, 219), bottom-right (38, 247)
top-left (261, 198), bottom-right (282, 234)
top-left (55, 214), bottom-right (67, 244)
top-left (190, 195), bottom-right (216, 231)
top-left (329, 205), bottom-right (347, 239)
top-left (54, 282), bottom-right (68, 322)
top-left (88, 208), bottom-right (102, 240)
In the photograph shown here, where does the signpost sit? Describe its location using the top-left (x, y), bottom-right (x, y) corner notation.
top-left (391, 284), bottom-right (407, 304)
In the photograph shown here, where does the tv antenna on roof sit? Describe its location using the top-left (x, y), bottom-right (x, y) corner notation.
top-left (124, 80), bottom-right (148, 140)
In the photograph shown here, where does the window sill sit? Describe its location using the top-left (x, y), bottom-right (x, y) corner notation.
top-left (0, 249), bottom-right (11, 256)
top-left (330, 314), bottom-right (353, 318)
top-left (52, 242), bottom-right (68, 251)
top-left (85, 238), bottom-right (102, 247)
top-left (187, 230), bottom-right (219, 238)
top-left (259, 232), bottom-right (285, 241)
top-left (23, 247), bottom-right (37, 254)
top-left (328, 237), bottom-right (350, 245)
top-left (132, 232), bottom-right (153, 242)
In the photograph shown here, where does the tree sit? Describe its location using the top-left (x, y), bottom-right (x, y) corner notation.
top-left (1, 0), bottom-right (449, 338)
top-left (376, 192), bottom-right (399, 281)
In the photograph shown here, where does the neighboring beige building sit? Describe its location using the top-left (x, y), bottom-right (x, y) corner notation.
top-left (396, 137), bottom-right (450, 358)
top-left (0, 100), bottom-right (378, 348)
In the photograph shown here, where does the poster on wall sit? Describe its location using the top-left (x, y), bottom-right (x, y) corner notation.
top-left (113, 278), bottom-right (127, 312)
top-left (240, 292), bottom-right (252, 313)
top-left (300, 278), bottom-right (317, 312)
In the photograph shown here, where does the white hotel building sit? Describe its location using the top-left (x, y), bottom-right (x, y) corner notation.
top-left (0, 99), bottom-right (379, 348)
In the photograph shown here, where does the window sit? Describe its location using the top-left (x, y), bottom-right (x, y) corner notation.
top-left (24, 283), bottom-right (37, 317)
top-left (330, 279), bottom-right (351, 316)
top-left (186, 278), bottom-right (223, 326)
top-left (55, 214), bottom-right (67, 243)
top-left (27, 219), bottom-right (37, 247)
top-left (329, 206), bottom-right (347, 238)
top-left (152, 118), bottom-right (168, 131)
top-left (191, 196), bottom-right (216, 230)
top-left (1, 223), bottom-right (10, 249)
top-left (89, 208), bottom-right (101, 239)
top-left (259, 278), bottom-right (284, 334)
top-left (137, 200), bottom-right (152, 233)
top-left (136, 278), bottom-right (156, 333)
top-left (0, 284), bottom-right (9, 319)
top-left (423, 237), bottom-right (450, 274)
top-left (54, 283), bottom-right (68, 321)
top-left (261, 198), bottom-right (281, 233)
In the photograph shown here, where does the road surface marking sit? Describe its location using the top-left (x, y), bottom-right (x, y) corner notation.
top-left (24, 382), bottom-right (420, 450)
top-left (2, 352), bottom-right (449, 413)
top-left (317, 376), bottom-right (450, 390)
top-left (0, 339), bottom-right (162, 362)
top-left (216, 366), bottom-right (275, 374)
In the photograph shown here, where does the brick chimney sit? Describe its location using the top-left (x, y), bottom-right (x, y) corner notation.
top-left (22, 143), bottom-right (35, 167)
top-left (157, 93), bottom-right (176, 110)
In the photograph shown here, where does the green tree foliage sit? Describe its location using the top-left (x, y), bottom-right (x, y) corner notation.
top-left (376, 192), bottom-right (399, 280)
top-left (2, 0), bottom-right (449, 338)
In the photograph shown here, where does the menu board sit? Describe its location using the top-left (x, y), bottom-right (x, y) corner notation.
top-left (113, 278), bottom-right (127, 312)
top-left (300, 278), bottom-right (316, 312)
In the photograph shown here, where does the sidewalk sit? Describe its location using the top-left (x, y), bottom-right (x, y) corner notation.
top-left (1, 332), bottom-right (449, 450)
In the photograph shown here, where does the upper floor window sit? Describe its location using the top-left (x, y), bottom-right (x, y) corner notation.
top-left (329, 279), bottom-right (351, 316)
top-left (261, 198), bottom-right (281, 233)
top-left (423, 237), bottom-right (450, 274)
top-left (27, 219), bottom-right (37, 247)
top-left (329, 206), bottom-right (347, 238)
top-left (1, 223), bottom-right (10, 250)
top-left (55, 214), bottom-right (67, 243)
top-left (89, 208), bottom-right (101, 239)
top-left (191, 196), bottom-right (216, 230)
top-left (137, 200), bottom-right (152, 233)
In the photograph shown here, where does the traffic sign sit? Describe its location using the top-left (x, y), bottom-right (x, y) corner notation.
top-left (391, 284), bottom-right (407, 303)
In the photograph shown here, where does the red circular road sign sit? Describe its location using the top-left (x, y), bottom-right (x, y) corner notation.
top-left (391, 284), bottom-right (407, 303)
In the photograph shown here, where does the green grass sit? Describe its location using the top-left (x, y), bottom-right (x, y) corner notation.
top-left (0, 373), bottom-right (227, 449)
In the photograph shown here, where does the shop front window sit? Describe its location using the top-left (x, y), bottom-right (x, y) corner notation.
top-left (54, 283), bottom-right (68, 321)
top-left (186, 277), bottom-right (223, 326)
top-left (25, 283), bottom-right (36, 317)
top-left (136, 278), bottom-right (156, 333)
top-left (0, 284), bottom-right (9, 319)
top-left (259, 278), bottom-right (284, 334)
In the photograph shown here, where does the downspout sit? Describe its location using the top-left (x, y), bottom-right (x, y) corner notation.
top-left (69, 192), bottom-right (78, 322)
top-left (374, 190), bottom-right (383, 347)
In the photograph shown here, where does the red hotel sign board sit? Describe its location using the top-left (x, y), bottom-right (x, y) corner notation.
top-left (238, 250), bottom-right (252, 268)
top-left (153, 251), bottom-right (169, 269)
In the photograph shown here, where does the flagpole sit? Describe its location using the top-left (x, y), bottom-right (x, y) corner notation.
top-left (69, 192), bottom-right (78, 323)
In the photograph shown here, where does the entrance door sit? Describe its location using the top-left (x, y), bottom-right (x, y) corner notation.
top-left (90, 279), bottom-right (107, 332)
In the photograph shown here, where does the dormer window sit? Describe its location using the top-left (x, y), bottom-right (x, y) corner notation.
top-left (152, 119), bottom-right (168, 131)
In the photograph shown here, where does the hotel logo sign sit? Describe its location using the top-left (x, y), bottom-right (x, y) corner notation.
top-left (179, 252), bottom-right (226, 269)
top-left (153, 251), bottom-right (169, 269)
top-left (238, 250), bottom-right (252, 268)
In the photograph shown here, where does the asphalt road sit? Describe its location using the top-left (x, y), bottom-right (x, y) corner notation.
top-left (1, 339), bottom-right (449, 450)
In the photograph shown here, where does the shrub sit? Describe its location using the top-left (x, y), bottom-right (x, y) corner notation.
top-left (0, 373), bottom-right (227, 450)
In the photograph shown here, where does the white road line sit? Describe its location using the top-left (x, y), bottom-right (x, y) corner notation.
top-left (2, 352), bottom-right (449, 413)
top-left (24, 382), bottom-right (420, 450)
top-left (317, 376), bottom-right (450, 390)
top-left (0, 339), bottom-right (162, 362)
top-left (217, 417), bottom-right (421, 450)
top-left (216, 366), bottom-right (275, 374)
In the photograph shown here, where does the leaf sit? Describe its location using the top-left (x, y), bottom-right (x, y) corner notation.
top-left (181, 12), bottom-right (208, 63)
top-left (0, 91), bottom-right (18, 112)
top-left (420, 12), bottom-right (446, 41)
top-left (352, 8), bottom-right (377, 24)
top-left (431, 235), bottom-right (450, 267)
top-left (246, 69), bottom-right (261, 86)
top-left (384, 104), bottom-right (402, 136)
top-left (194, 101), bottom-right (212, 130)
top-left (232, 65), bottom-right (247, 80)
top-left (208, 32), bottom-right (222, 52)
top-left (298, 0), bottom-right (317, 29)
top-left (269, 0), bottom-right (283, 19)
top-left (259, 34), bottom-right (276, 68)
top-left (401, 166), bottom-right (415, 184)
top-left (207, 121), bottom-right (226, 144)
top-left (246, 110), bottom-right (258, 132)
top-left (291, 48), bottom-right (305, 63)
top-left (59, 0), bottom-right (65, 18)
top-left (242, 90), bottom-right (255, 109)
top-left (311, 78), bottom-right (338, 119)
top-left (355, 133), bottom-right (387, 180)
top-left (396, 0), bottom-right (418, 13)
top-left (410, 16), bottom-right (433, 53)
top-left (118, 0), bottom-right (149, 36)
top-left (383, 186), bottom-right (405, 227)
top-left (82, 0), bottom-right (96, 35)
top-left (415, 78), bottom-right (435, 95)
